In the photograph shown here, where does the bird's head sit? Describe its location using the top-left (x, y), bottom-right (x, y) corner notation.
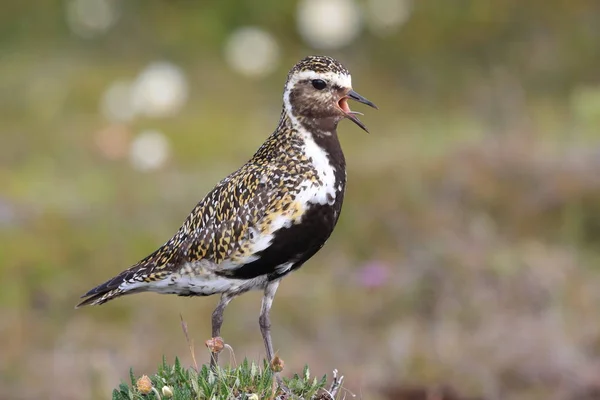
top-left (283, 55), bottom-right (377, 133)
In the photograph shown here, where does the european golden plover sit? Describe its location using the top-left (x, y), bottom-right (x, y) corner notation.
top-left (77, 55), bottom-right (377, 385)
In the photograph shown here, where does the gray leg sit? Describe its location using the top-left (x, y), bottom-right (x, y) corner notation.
top-left (210, 293), bottom-right (233, 370)
top-left (259, 280), bottom-right (285, 387)
top-left (259, 280), bottom-right (279, 362)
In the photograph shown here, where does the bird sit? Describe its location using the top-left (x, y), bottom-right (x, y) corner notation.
top-left (77, 55), bottom-right (377, 385)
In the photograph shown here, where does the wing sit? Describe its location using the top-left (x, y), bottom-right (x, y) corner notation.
top-left (77, 163), bottom-right (287, 306)
top-left (179, 164), bottom-right (308, 273)
top-left (178, 167), bottom-right (276, 267)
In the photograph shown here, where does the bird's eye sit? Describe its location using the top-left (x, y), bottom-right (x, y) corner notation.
top-left (311, 79), bottom-right (327, 90)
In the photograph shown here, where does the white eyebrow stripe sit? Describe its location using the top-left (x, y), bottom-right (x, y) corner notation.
top-left (286, 70), bottom-right (352, 90)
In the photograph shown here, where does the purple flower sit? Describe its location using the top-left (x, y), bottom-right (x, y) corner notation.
top-left (356, 260), bottom-right (390, 288)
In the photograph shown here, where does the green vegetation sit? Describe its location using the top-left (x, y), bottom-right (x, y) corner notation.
top-left (113, 359), bottom-right (331, 400)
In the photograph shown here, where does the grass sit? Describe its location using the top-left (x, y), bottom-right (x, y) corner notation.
top-left (113, 358), bottom-right (332, 400)
top-left (111, 317), bottom-right (341, 400)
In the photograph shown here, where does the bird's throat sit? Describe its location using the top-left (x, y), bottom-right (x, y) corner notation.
top-left (296, 115), bottom-right (339, 138)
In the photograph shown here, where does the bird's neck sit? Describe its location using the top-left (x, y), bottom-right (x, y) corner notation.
top-left (251, 109), bottom-right (346, 172)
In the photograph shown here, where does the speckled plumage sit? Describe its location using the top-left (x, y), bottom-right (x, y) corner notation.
top-left (289, 55), bottom-right (350, 76)
top-left (77, 55), bottom-right (376, 379)
top-left (77, 110), bottom-right (345, 305)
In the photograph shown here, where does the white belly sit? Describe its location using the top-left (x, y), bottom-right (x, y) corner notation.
top-left (120, 260), bottom-right (269, 296)
top-left (153, 273), bottom-right (268, 295)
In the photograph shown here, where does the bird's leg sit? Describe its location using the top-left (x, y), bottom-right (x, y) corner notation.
top-left (259, 280), bottom-right (286, 388)
top-left (259, 280), bottom-right (279, 364)
top-left (210, 293), bottom-right (232, 370)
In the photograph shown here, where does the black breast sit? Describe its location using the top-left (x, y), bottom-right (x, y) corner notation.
top-left (224, 130), bottom-right (346, 281)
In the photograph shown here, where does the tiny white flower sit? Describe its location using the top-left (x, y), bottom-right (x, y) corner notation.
top-left (161, 385), bottom-right (174, 398)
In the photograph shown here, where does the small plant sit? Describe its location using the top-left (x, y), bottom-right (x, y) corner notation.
top-left (112, 357), bottom-right (342, 400)
top-left (113, 316), bottom-right (345, 399)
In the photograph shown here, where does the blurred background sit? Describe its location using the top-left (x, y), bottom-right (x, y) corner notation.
top-left (2, 0), bottom-right (600, 399)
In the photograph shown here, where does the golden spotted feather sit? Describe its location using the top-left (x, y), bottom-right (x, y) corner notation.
top-left (77, 116), bottom-right (321, 307)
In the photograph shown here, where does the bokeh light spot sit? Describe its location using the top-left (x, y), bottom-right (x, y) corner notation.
top-left (366, 0), bottom-right (413, 36)
top-left (94, 124), bottom-right (132, 160)
top-left (129, 130), bottom-right (171, 172)
top-left (66, 0), bottom-right (119, 38)
top-left (224, 27), bottom-right (280, 79)
top-left (131, 62), bottom-right (189, 119)
top-left (100, 80), bottom-right (135, 123)
top-left (297, 0), bottom-right (362, 49)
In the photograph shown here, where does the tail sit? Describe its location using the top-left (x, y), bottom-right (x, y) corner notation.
top-left (77, 234), bottom-right (189, 308)
top-left (76, 288), bottom-right (124, 308)
top-left (75, 268), bottom-right (145, 308)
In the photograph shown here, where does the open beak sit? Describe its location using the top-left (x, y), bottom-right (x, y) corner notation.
top-left (338, 89), bottom-right (378, 133)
